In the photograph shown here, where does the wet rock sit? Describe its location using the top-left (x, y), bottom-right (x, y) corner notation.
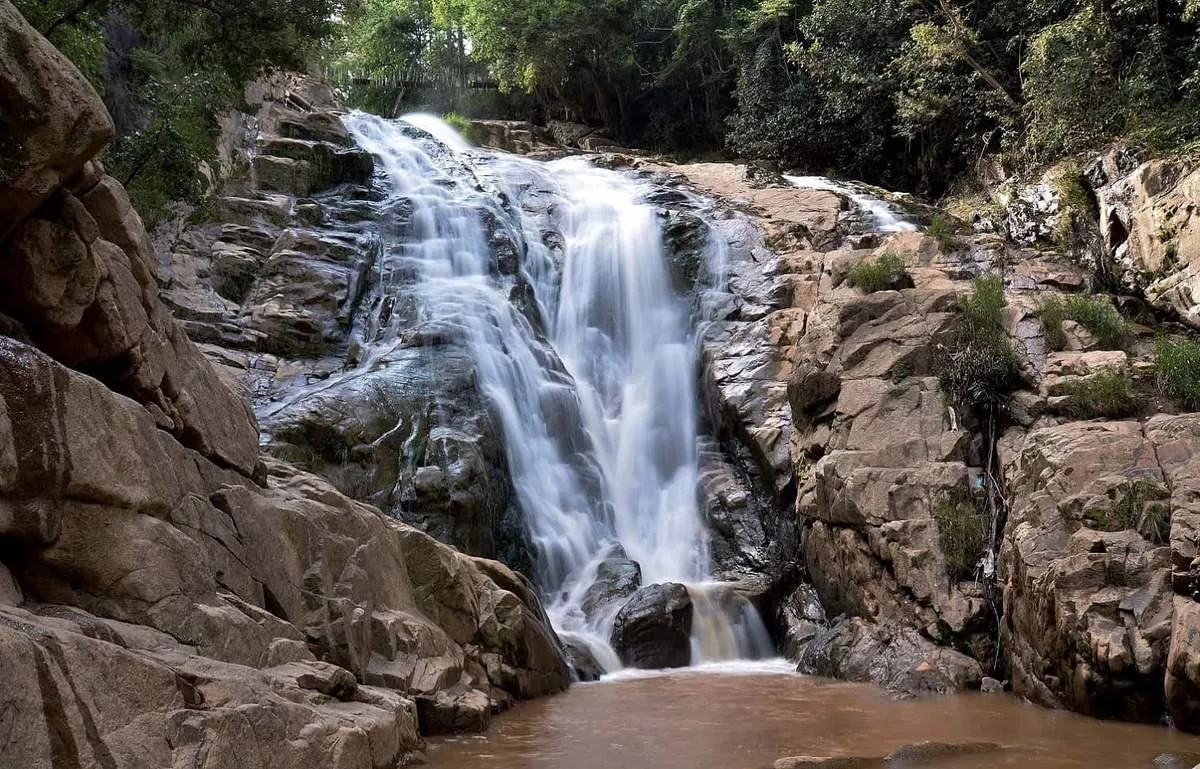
top-left (610, 583), bottom-right (694, 669)
top-left (778, 584), bottom-right (827, 661)
top-left (415, 687), bottom-right (492, 735)
top-left (561, 634), bottom-right (605, 682)
top-left (774, 742), bottom-right (1003, 769)
top-left (1153, 752), bottom-right (1200, 769)
top-left (798, 617), bottom-right (983, 696)
top-left (775, 758), bottom-right (883, 769)
top-left (885, 741), bottom-right (1002, 763)
top-left (581, 558), bottom-right (642, 620)
top-left (699, 437), bottom-right (794, 587)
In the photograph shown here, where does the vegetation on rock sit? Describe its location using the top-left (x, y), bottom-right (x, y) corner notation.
top-left (1156, 338), bottom-right (1200, 411)
top-left (1039, 294), bottom-right (1130, 351)
top-left (1084, 478), bottom-right (1171, 544)
top-left (937, 276), bottom-right (1020, 412)
top-left (934, 493), bottom-right (990, 580)
top-left (1055, 368), bottom-right (1142, 420)
top-left (14, 0), bottom-right (337, 225)
top-left (846, 251), bottom-right (910, 293)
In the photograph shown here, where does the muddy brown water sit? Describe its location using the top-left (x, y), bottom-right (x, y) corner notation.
top-left (422, 664), bottom-right (1200, 769)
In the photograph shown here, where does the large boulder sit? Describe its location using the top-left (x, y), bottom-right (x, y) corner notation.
top-left (610, 583), bottom-right (694, 669)
top-left (998, 416), bottom-right (1200, 723)
top-left (797, 617), bottom-right (983, 696)
top-left (1093, 157), bottom-right (1200, 324)
top-left (0, 0), bottom-right (114, 241)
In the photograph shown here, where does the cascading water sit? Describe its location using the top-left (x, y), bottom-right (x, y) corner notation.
top-left (343, 112), bottom-right (770, 671)
top-left (784, 174), bottom-right (917, 233)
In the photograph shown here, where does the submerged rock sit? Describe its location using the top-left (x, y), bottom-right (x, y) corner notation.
top-left (778, 584), bottom-right (827, 661)
top-left (774, 742), bottom-right (1003, 769)
top-left (610, 583), bottom-right (694, 669)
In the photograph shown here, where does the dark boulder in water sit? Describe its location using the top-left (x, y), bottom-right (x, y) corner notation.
top-left (610, 582), bottom-right (693, 669)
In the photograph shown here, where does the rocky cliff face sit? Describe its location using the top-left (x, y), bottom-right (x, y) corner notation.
top-left (157, 75), bottom-right (529, 574)
top-left (0, 6), bottom-right (567, 767)
top-left (625, 154), bottom-right (1200, 725)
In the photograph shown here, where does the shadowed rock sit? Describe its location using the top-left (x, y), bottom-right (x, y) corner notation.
top-left (610, 583), bottom-right (694, 669)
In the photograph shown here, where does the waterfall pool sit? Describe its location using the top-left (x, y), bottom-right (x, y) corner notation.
top-left (422, 668), bottom-right (1200, 768)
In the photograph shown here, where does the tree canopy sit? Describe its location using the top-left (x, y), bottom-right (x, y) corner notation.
top-left (331, 0), bottom-right (1200, 193)
top-left (16, 0), bottom-right (338, 223)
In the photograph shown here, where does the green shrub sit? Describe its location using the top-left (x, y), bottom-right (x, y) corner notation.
top-left (1084, 479), bottom-right (1171, 544)
top-left (1050, 163), bottom-right (1095, 243)
top-left (934, 494), bottom-right (990, 580)
top-left (443, 112), bottom-right (483, 145)
top-left (1156, 339), bottom-right (1200, 411)
top-left (927, 214), bottom-right (962, 252)
top-left (938, 276), bottom-right (1021, 410)
top-left (1039, 297), bottom-right (1068, 351)
top-left (1055, 368), bottom-right (1142, 419)
top-left (1039, 295), bottom-right (1129, 351)
top-left (847, 251), bottom-right (910, 293)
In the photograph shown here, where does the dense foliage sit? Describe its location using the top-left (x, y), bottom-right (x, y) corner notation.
top-left (27, 0), bottom-right (1200, 214)
top-left (16, 0), bottom-right (337, 224)
top-left (937, 275), bottom-right (1021, 412)
top-left (329, 0), bottom-right (1200, 193)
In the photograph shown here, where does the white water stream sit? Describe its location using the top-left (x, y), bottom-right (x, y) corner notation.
top-left (784, 174), bottom-right (917, 233)
top-left (343, 113), bottom-right (770, 671)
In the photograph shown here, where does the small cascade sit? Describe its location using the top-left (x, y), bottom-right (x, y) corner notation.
top-left (339, 112), bottom-right (770, 672)
top-left (784, 174), bottom-right (917, 233)
top-left (688, 584), bottom-right (774, 665)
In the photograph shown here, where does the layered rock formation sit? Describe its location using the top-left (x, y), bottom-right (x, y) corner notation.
top-left (0, 5), bottom-right (567, 766)
top-left (636, 156), bottom-right (1200, 726)
top-left (155, 74), bottom-right (529, 573)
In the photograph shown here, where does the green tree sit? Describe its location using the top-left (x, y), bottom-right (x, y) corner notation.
top-left (15, 0), bottom-right (338, 224)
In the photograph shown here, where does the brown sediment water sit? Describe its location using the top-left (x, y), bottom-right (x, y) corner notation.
top-left (422, 664), bottom-right (1200, 769)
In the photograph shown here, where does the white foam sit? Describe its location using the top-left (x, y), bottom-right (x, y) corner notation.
top-left (339, 113), bottom-right (770, 671)
top-left (784, 174), bottom-right (917, 233)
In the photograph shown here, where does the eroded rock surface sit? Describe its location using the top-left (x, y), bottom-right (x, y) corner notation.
top-left (0, 7), bottom-right (568, 766)
top-left (645, 153), bottom-right (1200, 724)
top-left (155, 73), bottom-right (529, 572)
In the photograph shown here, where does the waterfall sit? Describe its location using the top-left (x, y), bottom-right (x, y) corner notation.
top-left (784, 174), bottom-right (917, 233)
top-left (343, 113), bottom-right (770, 671)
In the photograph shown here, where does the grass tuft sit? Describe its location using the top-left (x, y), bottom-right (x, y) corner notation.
top-left (937, 276), bottom-right (1021, 411)
top-left (1039, 295), bottom-right (1130, 351)
top-left (1055, 367), bottom-right (1142, 419)
top-left (1156, 338), bottom-right (1200, 411)
top-left (847, 251), bottom-right (910, 293)
top-left (927, 214), bottom-right (962, 252)
top-left (1084, 479), bottom-right (1171, 544)
top-left (934, 493), bottom-right (990, 580)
